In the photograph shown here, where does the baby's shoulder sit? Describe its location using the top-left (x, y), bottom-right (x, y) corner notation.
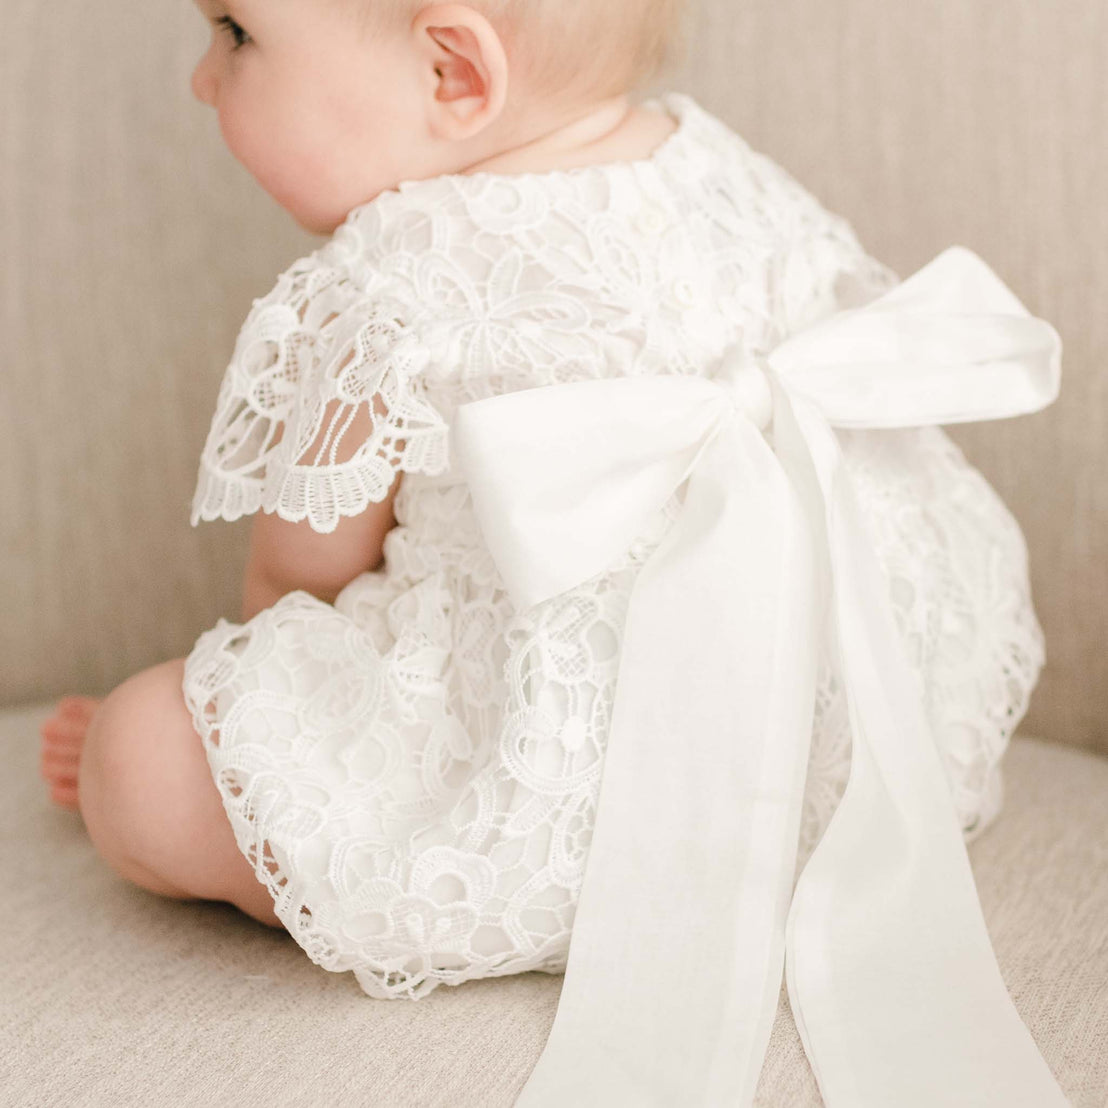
top-left (295, 95), bottom-right (833, 282)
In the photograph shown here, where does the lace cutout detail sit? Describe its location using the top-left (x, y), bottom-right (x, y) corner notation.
top-left (191, 261), bottom-right (450, 533)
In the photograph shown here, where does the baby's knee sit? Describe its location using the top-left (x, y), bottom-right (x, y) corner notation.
top-left (81, 660), bottom-right (180, 794)
top-left (78, 660), bottom-right (208, 898)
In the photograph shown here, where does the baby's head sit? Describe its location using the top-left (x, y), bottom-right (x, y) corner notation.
top-left (191, 0), bottom-right (687, 235)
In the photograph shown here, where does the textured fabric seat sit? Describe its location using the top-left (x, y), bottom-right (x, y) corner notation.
top-left (4, 706), bottom-right (1105, 1106)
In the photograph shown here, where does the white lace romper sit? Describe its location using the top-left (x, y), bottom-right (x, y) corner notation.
top-left (183, 93), bottom-right (1044, 1001)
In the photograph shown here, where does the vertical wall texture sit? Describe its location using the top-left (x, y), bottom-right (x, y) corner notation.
top-left (3, 1), bottom-right (1106, 751)
top-left (1, 3), bottom-right (315, 700)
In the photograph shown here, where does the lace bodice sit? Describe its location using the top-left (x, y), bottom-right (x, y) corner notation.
top-left (191, 93), bottom-right (897, 539)
top-left (184, 93), bottom-right (1042, 1001)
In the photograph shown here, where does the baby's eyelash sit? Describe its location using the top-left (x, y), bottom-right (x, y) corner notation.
top-left (214, 14), bottom-right (251, 50)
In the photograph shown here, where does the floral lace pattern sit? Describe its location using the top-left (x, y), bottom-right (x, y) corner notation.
top-left (191, 269), bottom-right (451, 533)
top-left (183, 93), bottom-right (1043, 999)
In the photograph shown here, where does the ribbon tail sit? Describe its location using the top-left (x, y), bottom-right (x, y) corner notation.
top-left (780, 400), bottom-right (1071, 1107)
top-left (515, 416), bottom-right (820, 1107)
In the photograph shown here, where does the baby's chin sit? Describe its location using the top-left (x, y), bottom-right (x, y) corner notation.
top-left (293, 210), bottom-right (350, 237)
top-left (284, 183), bottom-right (402, 237)
top-left (255, 147), bottom-right (481, 236)
top-left (272, 159), bottom-right (469, 236)
top-left (278, 195), bottom-right (357, 237)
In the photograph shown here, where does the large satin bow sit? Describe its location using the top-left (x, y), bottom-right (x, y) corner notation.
top-left (453, 246), bottom-right (1068, 1107)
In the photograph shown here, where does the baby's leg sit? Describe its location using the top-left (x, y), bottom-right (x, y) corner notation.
top-left (41, 660), bottom-right (279, 927)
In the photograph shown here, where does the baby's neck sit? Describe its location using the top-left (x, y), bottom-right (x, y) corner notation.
top-left (463, 96), bottom-right (678, 177)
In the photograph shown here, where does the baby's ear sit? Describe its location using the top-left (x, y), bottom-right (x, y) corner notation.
top-left (414, 3), bottom-right (509, 141)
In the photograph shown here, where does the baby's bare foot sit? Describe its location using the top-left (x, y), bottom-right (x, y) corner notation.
top-left (40, 696), bottom-right (102, 810)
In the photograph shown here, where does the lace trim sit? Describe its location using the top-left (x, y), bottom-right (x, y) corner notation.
top-left (191, 260), bottom-right (451, 533)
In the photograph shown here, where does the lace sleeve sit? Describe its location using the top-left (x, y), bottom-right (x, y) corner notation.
top-left (190, 255), bottom-right (450, 534)
top-left (770, 164), bottom-right (902, 333)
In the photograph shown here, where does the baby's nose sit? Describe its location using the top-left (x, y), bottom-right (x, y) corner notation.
top-left (191, 54), bottom-right (217, 106)
top-left (719, 348), bottom-right (774, 431)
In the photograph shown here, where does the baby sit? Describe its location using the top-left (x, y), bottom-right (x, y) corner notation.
top-left (41, 0), bottom-right (690, 925)
top-left (39, 0), bottom-right (1068, 1102)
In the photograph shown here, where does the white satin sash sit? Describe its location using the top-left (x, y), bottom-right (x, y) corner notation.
top-left (452, 246), bottom-right (1069, 1107)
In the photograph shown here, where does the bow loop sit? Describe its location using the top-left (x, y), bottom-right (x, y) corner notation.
top-left (768, 247), bottom-right (1062, 428)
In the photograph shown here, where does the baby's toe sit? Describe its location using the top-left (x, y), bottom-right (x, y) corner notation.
top-left (49, 782), bottom-right (80, 811)
top-left (41, 743), bottom-right (80, 775)
top-left (40, 696), bottom-right (100, 809)
top-left (57, 696), bottom-right (101, 722)
top-left (40, 716), bottom-right (82, 749)
top-left (41, 750), bottom-right (79, 808)
top-left (41, 696), bottom-right (100, 743)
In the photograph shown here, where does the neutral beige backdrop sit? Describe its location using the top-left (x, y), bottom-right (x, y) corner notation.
top-left (668, 1), bottom-right (1108, 753)
top-left (3, 1), bottom-right (1106, 753)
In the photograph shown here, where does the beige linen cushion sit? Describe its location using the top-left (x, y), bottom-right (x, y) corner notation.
top-left (3, 706), bottom-right (1105, 1106)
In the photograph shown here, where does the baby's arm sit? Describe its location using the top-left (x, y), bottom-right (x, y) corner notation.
top-left (241, 481), bottom-right (401, 621)
top-left (240, 395), bottom-right (403, 622)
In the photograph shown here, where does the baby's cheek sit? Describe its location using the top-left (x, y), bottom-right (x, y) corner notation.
top-left (277, 148), bottom-right (383, 235)
top-left (217, 103), bottom-right (268, 182)
top-left (216, 92), bottom-right (376, 234)
top-left (216, 106), bottom-right (311, 224)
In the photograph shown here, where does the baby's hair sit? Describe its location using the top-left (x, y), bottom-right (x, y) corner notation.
top-left (364, 0), bottom-right (690, 100)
